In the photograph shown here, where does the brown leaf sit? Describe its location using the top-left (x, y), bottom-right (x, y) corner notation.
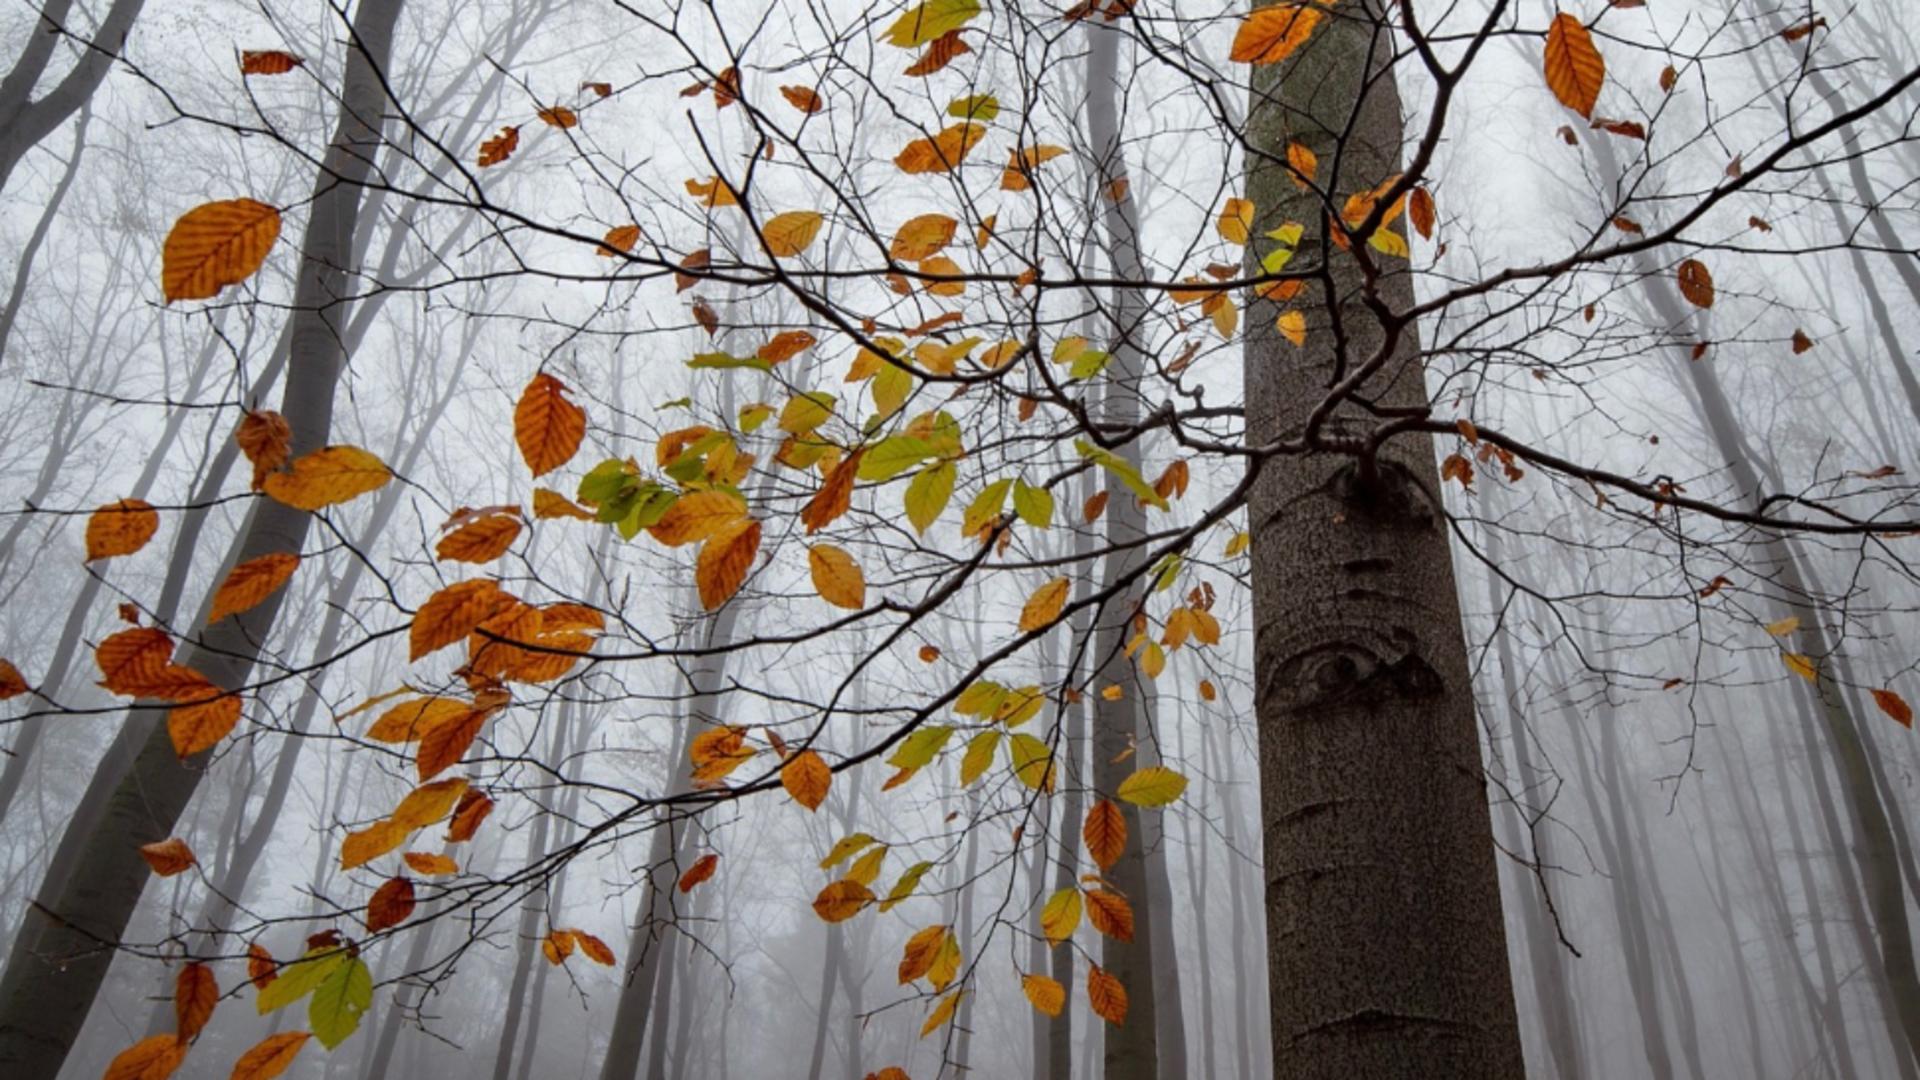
top-left (758, 330), bottom-right (818, 363)
top-left (514, 373), bottom-right (587, 478)
top-left (802, 450), bottom-right (863, 534)
top-left (416, 701), bottom-right (489, 780)
top-left (236, 410), bottom-right (293, 489)
top-left (696, 518), bottom-right (761, 609)
top-left (812, 879), bottom-right (875, 922)
top-left (246, 944), bottom-right (276, 991)
top-left (0, 657), bottom-right (25, 701)
top-left (781, 85), bottom-right (823, 113)
top-left (679, 852), bottom-right (720, 893)
top-left (1591, 117), bottom-right (1646, 139)
top-left (230, 1031), bottom-right (309, 1080)
top-left (1660, 64), bottom-right (1678, 92)
top-left (782, 749), bottom-right (833, 810)
top-left (366, 877), bottom-right (416, 932)
top-left (478, 126), bottom-right (519, 167)
top-left (597, 224), bottom-right (641, 256)
top-left (582, 81), bottom-right (612, 97)
top-left (1083, 799), bottom-right (1126, 871)
top-left (86, 499), bottom-right (159, 561)
top-left (174, 962), bottom-right (216, 1041)
top-left (692, 298), bottom-right (720, 336)
top-left (1676, 258), bottom-right (1714, 308)
top-left (1087, 964), bottom-right (1128, 1026)
top-left (403, 851), bottom-right (458, 876)
top-left (896, 124), bottom-right (986, 174)
top-left (1084, 888), bottom-right (1135, 941)
top-left (95, 627), bottom-right (178, 695)
top-left (536, 105), bottom-right (578, 129)
top-left (1083, 490), bottom-right (1109, 523)
top-left (1791, 329), bottom-right (1814, 354)
top-left (1874, 689), bottom-right (1913, 729)
top-left (240, 50), bottom-right (304, 75)
top-left (140, 837), bottom-right (197, 877)
top-left (905, 30), bottom-right (972, 76)
top-left (436, 512), bottom-right (523, 564)
top-left (410, 580), bottom-right (515, 661)
top-left (577, 931), bottom-right (616, 965)
top-left (168, 691), bottom-right (242, 757)
top-left (448, 788), bottom-right (495, 842)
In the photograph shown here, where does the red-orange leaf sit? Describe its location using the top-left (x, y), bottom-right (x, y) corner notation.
top-left (209, 552), bottom-right (299, 622)
top-left (597, 224), bottom-right (641, 256)
top-left (1676, 259), bottom-right (1715, 308)
top-left (140, 837), bottom-right (197, 877)
top-left (1083, 799), bottom-right (1126, 872)
top-left (802, 450), bottom-right (863, 534)
top-left (410, 580), bottom-right (515, 661)
top-left (168, 691), bottom-right (241, 758)
top-left (447, 788), bottom-right (495, 842)
top-left (173, 962), bottom-right (217, 1041)
top-left (1085, 888), bottom-right (1135, 942)
top-left (95, 627), bottom-right (175, 695)
top-left (679, 852), bottom-right (720, 893)
top-left (1543, 13), bottom-right (1606, 118)
top-left (1229, 5), bottom-right (1323, 65)
top-left (782, 749), bottom-right (832, 811)
top-left (1087, 964), bottom-right (1128, 1026)
top-left (247, 944), bottom-right (276, 991)
top-left (102, 1034), bottom-right (186, 1080)
top-left (416, 705), bottom-right (489, 780)
top-left (577, 932), bottom-right (616, 965)
top-left (781, 85), bottom-right (824, 113)
top-left (86, 499), bottom-right (159, 561)
top-left (436, 512), bottom-right (523, 564)
top-left (696, 518), bottom-right (761, 610)
top-left (230, 1031), bottom-right (309, 1080)
top-left (514, 373), bottom-right (587, 477)
top-left (0, 658), bottom-right (25, 700)
top-left (478, 126), bottom-right (519, 167)
top-left (240, 50), bottom-right (304, 75)
top-left (236, 410), bottom-right (292, 490)
top-left (162, 199), bottom-right (281, 303)
top-left (904, 30), bottom-right (972, 76)
top-left (366, 877), bottom-right (416, 932)
top-left (1874, 689), bottom-right (1914, 729)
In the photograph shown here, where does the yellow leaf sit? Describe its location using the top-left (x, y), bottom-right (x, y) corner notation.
top-left (847, 844), bottom-right (888, 887)
top-left (340, 820), bottom-right (408, 870)
top-left (1022, 973), bottom-right (1066, 1017)
top-left (919, 989), bottom-right (966, 1038)
top-left (1225, 531), bottom-right (1252, 557)
top-left (1782, 653), bottom-right (1819, 683)
top-left (1019, 577), bottom-right (1071, 632)
top-left (403, 851), bottom-right (458, 876)
top-left (1276, 310), bottom-right (1306, 347)
top-left (1040, 887), bottom-right (1082, 946)
top-left (85, 499), bottom-right (159, 561)
top-left (812, 879), bottom-right (875, 922)
top-left (1218, 197), bottom-right (1254, 244)
top-left (1543, 12), bottom-right (1606, 118)
top-left (162, 198), bottom-right (281, 303)
top-left (809, 545), bottom-right (867, 609)
top-left (1286, 141), bottom-right (1317, 188)
top-left (763, 210), bottom-right (825, 257)
top-left (1764, 615), bottom-right (1800, 636)
top-left (390, 778), bottom-right (468, 830)
top-left (1115, 765), bottom-right (1188, 807)
top-left (891, 213), bottom-right (959, 260)
top-left (781, 749), bottom-right (832, 811)
top-left (1229, 5), bottom-right (1323, 65)
top-left (209, 552), bottom-right (299, 622)
top-left (819, 832), bottom-right (877, 870)
top-left (885, 0), bottom-right (982, 48)
top-left (898, 924), bottom-right (947, 984)
top-left (262, 446), bottom-right (391, 511)
top-left (650, 490), bottom-right (748, 547)
top-left (533, 487), bottom-right (593, 520)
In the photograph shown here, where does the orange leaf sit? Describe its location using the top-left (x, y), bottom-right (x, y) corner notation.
top-left (577, 931), bottom-right (616, 965)
top-left (403, 851), bottom-right (458, 876)
top-left (781, 85), bottom-right (824, 113)
top-left (532, 487), bottom-right (593, 520)
top-left (812, 879), bottom-right (875, 922)
top-left (1022, 973), bottom-right (1066, 1017)
top-left (763, 210), bottom-right (825, 257)
top-left (1019, 577), bottom-right (1071, 632)
top-left (340, 820), bottom-right (407, 870)
top-left (679, 852), bottom-right (720, 893)
top-left (597, 224), bottom-right (642, 256)
top-left (896, 124), bottom-right (985, 174)
top-left (1543, 12), bottom-right (1605, 118)
top-left (802, 450), bottom-right (863, 534)
top-left (261, 445), bottom-right (390, 510)
top-left (1229, 5), bottom-right (1322, 65)
top-left (174, 962), bottom-right (216, 1041)
top-left (1087, 964), bottom-right (1128, 1026)
top-left (891, 214), bottom-right (959, 261)
top-left (247, 944), bottom-right (276, 991)
top-left (102, 1034), bottom-right (186, 1080)
top-left (209, 552), bottom-right (299, 622)
top-left (161, 199), bottom-right (281, 303)
top-left (436, 512), bottom-right (523, 564)
top-left (1083, 799), bottom-right (1126, 872)
top-left (1084, 490), bottom-right (1109, 523)
top-left (410, 580), bottom-right (515, 661)
top-left (514, 373), bottom-right (587, 478)
top-left (1085, 888), bottom-right (1135, 941)
top-left (478, 126), bottom-right (519, 167)
top-left (416, 704), bottom-right (489, 780)
top-left (1676, 259), bottom-right (1714, 308)
top-left (239, 51), bottom-right (304, 75)
top-left (808, 544), bottom-right (866, 609)
top-left (542, 929), bottom-right (576, 965)
top-left (140, 837), bottom-right (197, 877)
top-left (782, 749), bottom-right (833, 811)
top-left (1874, 689), bottom-right (1914, 729)
top-left (536, 106), bottom-right (577, 129)
top-left (1001, 144), bottom-right (1068, 191)
top-left (168, 691), bottom-right (241, 757)
top-left (0, 658), bottom-right (25, 700)
top-left (95, 627), bottom-right (176, 695)
top-left (696, 518), bottom-right (761, 609)
top-left (758, 330), bottom-right (818, 363)
top-left (86, 499), bottom-right (159, 561)
top-left (236, 410), bottom-right (292, 489)
top-left (366, 876), bottom-right (415, 932)
top-left (448, 788), bottom-right (495, 842)
top-left (650, 490), bottom-right (748, 546)
top-left (1409, 186), bottom-right (1436, 239)
top-left (904, 29), bottom-right (972, 76)
top-left (230, 1031), bottom-right (309, 1080)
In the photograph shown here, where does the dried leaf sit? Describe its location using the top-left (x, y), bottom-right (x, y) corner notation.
top-left (162, 199), bottom-right (281, 303)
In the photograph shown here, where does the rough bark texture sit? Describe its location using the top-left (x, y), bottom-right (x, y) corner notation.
top-left (0, 3), bottom-right (401, 1071)
top-left (1241, 2), bottom-right (1524, 1076)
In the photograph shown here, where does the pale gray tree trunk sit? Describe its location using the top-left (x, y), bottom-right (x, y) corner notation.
top-left (0, 100), bottom-right (87, 364)
top-left (1241, 2), bottom-right (1523, 1075)
top-left (0, 0), bottom-right (143, 195)
top-left (0, 4), bottom-right (402, 1072)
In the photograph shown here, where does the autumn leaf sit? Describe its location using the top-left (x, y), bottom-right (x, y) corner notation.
top-left (577, 932), bottom-right (616, 965)
top-left (1041, 886), bottom-right (1082, 945)
top-left (679, 852), bottom-right (720, 893)
top-left (1676, 259), bottom-right (1715, 308)
top-left (436, 511), bottom-right (522, 564)
top-left (173, 962), bottom-right (217, 1041)
top-left (366, 877), bottom-right (416, 933)
top-left (1087, 964), bottom-right (1128, 1026)
top-left (262, 446), bottom-right (391, 511)
top-left (240, 50), bottom-right (304, 75)
top-left (207, 552), bottom-right (299, 623)
top-left (340, 820), bottom-right (407, 870)
top-left (1782, 653), bottom-right (1819, 683)
top-left (168, 691), bottom-right (241, 757)
top-left (885, 0), bottom-right (982, 47)
top-left (514, 373), bottom-right (587, 478)
top-left (402, 851), bottom-right (458, 876)
top-left (759, 330), bottom-right (818, 363)
top-left (447, 789), bottom-right (495, 842)
top-left (803, 452), bottom-right (861, 535)
top-left (905, 29), bottom-right (972, 76)
top-left (919, 989), bottom-right (965, 1037)
top-left (696, 517), bottom-right (761, 609)
top-left (1409, 186), bottom-right (1436, 239)
top-left (813, 879), bottom-right (875, 922)
top-left (1543, 12), bottom-right (1605, 118)
top-left (410, 580), bottom-right (515, 661)
top-left (416, 703), bottom-right (489, 780)
top-left (808, 544), bottom-right (866, 609)
top-left (247, 944), bottom-right (277, 991)
top-left (897, 124), bottom-right (986, 174)
top-left (391, 778), bottom-right (469, 830)
top-left (94, 627), bottom-right (186, 696)
top-left (1085, 888), bottom-right (1134, 942)
top-left (1116, 765), bottom-right (1187, 807)
top-left (891, 214), bottom-right (959, 261)
top-left (762, 210), bottom-right (825, 257)
top-left (0, 658), bottom-right (25, 700)
top-left (477, 126), bottom-right (519, 167)
top-left (1083, 799), bottom-right (1126, 871)
top-left (543, 930), bottom-right (575, 966)
top-left (652, 490), bottom-right (748, 546)
top-left (782, 748), bottom-right (833, 810)
top-left (781, 85), bottom-right (824, 113)
top-left (532, 487), bottom-right (593, 520)
top-left (1001, 144), bottom-right (1068, 190)
top-left (1019, 577), bottom-right (1071, 632)
top-left (230, 1031), bottom-right (309, 1080)
top-left (1286, 140), bottom-right (1317, 187)
top-left (1022, 972), bottom-right (1066, 1017)
top-left (140, 837), bottom-right (197, 877)
top-left (597, 224), bottom-right (641, 256)
top-left (102, 1034), bottom-right (187, 1080)
top-left (898, 924), bottom-right (947, 983)
top-left (536, 105), bottom-right (577, 129)
top-left (162, 199), bottom-right (281, 303)
top-left (1873, 689), bottom-right (1914, 728)
top-left (1230, 5), bottom-right (1322, 65)
top-left (84, 499), bottom-right (160, 561)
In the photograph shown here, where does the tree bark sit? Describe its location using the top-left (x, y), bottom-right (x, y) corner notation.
top-left (0, 0), bottom-right (144, 195)
top-left (1241, 2), bottom-right (1524, 1075)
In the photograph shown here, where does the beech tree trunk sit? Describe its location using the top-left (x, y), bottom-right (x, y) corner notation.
top-left (0, 3), bottom-right (402, 1072)
top-left (1241, 2), bottom-right (1524, 1076)
top-left (0, 0), bottom-right (144, 195)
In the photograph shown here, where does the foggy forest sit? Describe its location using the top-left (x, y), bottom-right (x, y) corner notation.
top-left (1, 0), bottom-right (1918, 1078)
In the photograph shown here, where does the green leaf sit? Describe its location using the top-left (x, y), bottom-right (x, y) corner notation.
top-left (1068, 349), bottom-right (1112, 380)
top-left (739, 403), bottom-right (773, 432)
top-left (309, 955), bottom-right (373, 1049)
top-left (1012, 479), bottom-right (1054, 528)
top-left (616, 487), bottom-right (677, 539)
top-left (658, 396), bottom-right (693, 410)
top-left (960, 730), bottom-right (1001, 786)
top-left (884, 0), bottom-right (982, 48)
top-left (779, 392), bottom-right (836, 435)
top-left (889, 724), bottom-right (956, 769)
top-left (873, 361), bottom-right (915, 420)
top-left (1075, 440), bottom-right (1168, 511)
top-left (880, 860), bottom-right (936, 912)
top-left (1116, 765), bottom-right (1188, 807)
top-left (905, 461), bottom-right (956, 535)
top-left (954, 679), bottom-right (1008, 717)
top-left (687, 351), bottom-right (773, 372)
top-left (1151, 552), bottom-right (1182, 593)
top-left (948, 94), bottom-right (999, 121)
top-left (820, 832), bottom-right (878, 870)
top-left (577, 459), bottom-right (635, 505)
top-left (961, 478), bottom-right (1013, 535)
top-left (998, 685), bottom-right (1045, 728)
top-left (257, 948), bottom-right (349, 1015)
top-left (1009, 733), bottom-right (1054, 792)
top-left (858, 436), bottom-right (935, 482)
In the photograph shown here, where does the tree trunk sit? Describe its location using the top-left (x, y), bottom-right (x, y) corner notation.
top-left (0, 4), bottom-right (402, 1072)
top-left (1241, 2), bottom-right (1523, 1075)
top-left (0, 0), bottom-right (144, 195)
